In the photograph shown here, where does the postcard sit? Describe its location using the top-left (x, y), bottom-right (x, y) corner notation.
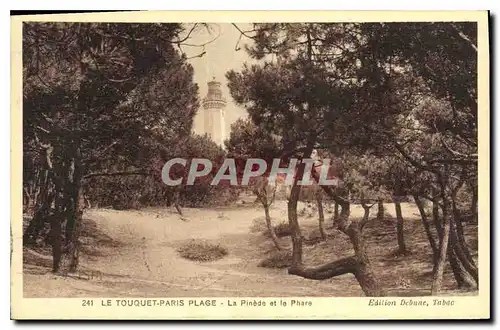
top-left (11, 10), bottom-right (490, 320)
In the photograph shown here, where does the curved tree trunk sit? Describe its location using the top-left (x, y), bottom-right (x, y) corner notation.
top-left (50, 186), bottom-right (65, 273)
top-left (430, 196), bottom-right (476, 289)
top-left (455, 216), bottom-right (475, 263)
top-left (316, 196), bottom-right (326, 240)
top-left (289, 193), bottom-right (383, 296)
top-left (470, 183), bottom-right (478, 224)
top-left (413, 195), bottom-right (438, 263)
top-left (288, 154), bottom-right (384, 297)
top-left (23, 190), bottom-right (54, 245)
top-left (264, 204), bottom-right (282, 250)
top-left (288, 181), bottom-right (304, 265)
top-left (449, 217), bottom-right (478, 285)
top-left (171, 189), bottom-right (183, 216)
top-left (452, 196), bottom-right (477, 267)
top-left (431, 177), bottom-right (451, 295)
top-left (431, 196), bottom-right (441, 233)
top-left (393, 196), bottom-right (407, 255)
top-left (64, 185), bottom-right (85, 273)
top-left (349, 224), bottom-right (383, 296)
top-left (174, 201), bottom-right (183, 217)
top-left (431, 208), bottom-right (450, 294)
top-left (448, 244), bottom-right (477, 289)
top-left (333, 201), bottom-right (339, 224)
top-left (57, 144), bottom-right (84, 274)
top-left (377, 199), bottom-right (384, 221)
top-left (36, 140), bottom-right (86, 275)
top-left (23, 152), bottom-right (54, 245)
top-left (359, 194), bottom-right (374, 231)
top-left (253, 177), bottom-right (280, 250)
top-left (449, 180), bottom-right (478, 288)
top-left (472, 192), bottom-right (478, 224)
top-left (50, 217), bottom-right (63, 273)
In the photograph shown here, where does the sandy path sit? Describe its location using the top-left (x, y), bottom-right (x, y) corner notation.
top-left (25, 201), bottom-right (364, 297)
top-left (24, 201), bottom-right (478, 299)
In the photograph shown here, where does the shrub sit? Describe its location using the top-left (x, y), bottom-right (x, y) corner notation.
top-left (258, 251), bottom-right (293, 268)
top-left (177, 240), bottom-right (228, 262)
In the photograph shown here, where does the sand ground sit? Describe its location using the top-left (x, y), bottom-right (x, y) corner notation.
top-left (22, 200), bottom-right (477, 298)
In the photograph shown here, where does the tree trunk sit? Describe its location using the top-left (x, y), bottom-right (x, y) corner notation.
top-left (288, 206), bottom-right (384, 296)
top-left (165, 189), bottom-right (173, 206)
top-left (431, 178), bottom-right (451, 295)
top-left (470, 184), bottom-right (478, 224)
top-left (349, 225), bottom-right (384, 296)
top-left (448, 244), bottom-right (477, 289)
top-left (50, 189), bottom-right (65, 273)
top-left (455, 215), bottom-right (474, 263)
top-left (452, 197), bottom-right (476, 267)
top-left (43, 142), bottom-right (85, 275)
top-left (430, 197), bottom-right (475, 288)
top-left (64, 187), bottom-right (84, 273)
top-left (431, 197), bottom-right (442, 234)
top-left (23, 158), bottom-right (53, 244)
top-left (288, 158), bottom-right (384, 297)
top-left (377, 199), bottom-right (384, 221)
top-left (23, 190), bottom-right (54, 245)
top-left (316, 196), bottom-right (326, 240)
top-left (264, 204), bottom-right (282, 250)
top-left (449, 185), bottom-right (478, 288)
top-left (288, 178), bottom-right (304, 266)
top-left (174, 201), bottom-right (183, 216)
top-left (174, 189), bottom-right (183, 216)
top-left (333, 201), bottom-right (339, 224)
top-left (394, 197), bottom-right (407, 255)
top-left (50, 214), bottom-right (62, 273)
top-left (413, 195), bottom-right (438, 263)
top-left (287, 146), bottom-right (315, 266)
top-left (449, 217), bottom-right (478, 285)
top-left (359, 195), bottom-right (373, 231)
top-left (431, 213), bottom-right (450, 294)
top-left (59, 146), bottom-right (84, 273)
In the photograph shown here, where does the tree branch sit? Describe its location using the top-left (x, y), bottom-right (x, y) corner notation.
top-left (288, 256), bottom-right (358, 280)
top-left (451, 23), bottom-right (478, 52)
top-left (439, 134), bottom-right (478, 160)
top-left (174, 24), bottom-right (199, 44)
top-left (83, 170), bottom-right (151, 180)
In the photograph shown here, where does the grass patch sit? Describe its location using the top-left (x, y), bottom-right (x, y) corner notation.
top-left (273, 222), bottom-right (292, 237)
top-left (258, 250), bottom-right (293, 269)
top-left (177, 240), bottom-right (228, 262)
top-left (255, 218), bottom-right (291, 238)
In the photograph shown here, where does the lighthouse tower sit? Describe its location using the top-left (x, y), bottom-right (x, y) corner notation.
top-left (202, 78), bottom-right (227, 147)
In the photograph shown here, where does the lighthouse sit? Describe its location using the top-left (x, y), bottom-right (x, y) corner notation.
top-left (202, 78), bottom-right (227, 147)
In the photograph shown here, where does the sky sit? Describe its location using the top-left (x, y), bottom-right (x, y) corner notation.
top-left (181, 23), bottom-right (257, 136)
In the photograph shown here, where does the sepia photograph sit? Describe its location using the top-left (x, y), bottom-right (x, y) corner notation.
top-left (11, 10), bottom-right (490, 320)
